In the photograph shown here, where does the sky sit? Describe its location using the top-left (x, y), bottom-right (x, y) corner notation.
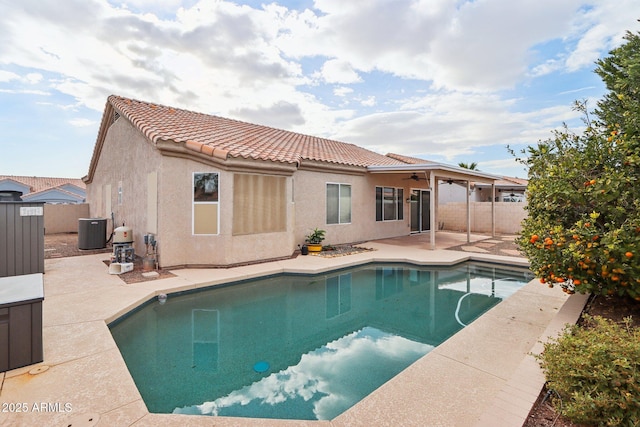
top-left (1, 1), bottom-right (639, 179)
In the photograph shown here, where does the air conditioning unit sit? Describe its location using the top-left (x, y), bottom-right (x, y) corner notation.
top-left (78, 218), bottom-right (107, 250)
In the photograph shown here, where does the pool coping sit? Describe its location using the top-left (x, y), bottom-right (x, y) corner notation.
top-left (0, 238), bottom-right (588, 427)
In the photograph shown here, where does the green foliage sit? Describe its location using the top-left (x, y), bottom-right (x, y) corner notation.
top-left (517, 30), bottom-right (640, 299)
top-left (305, 227), bottom-right (326, 244)
top-left (458, 161), bottom-right (478, 170)
top-left (537, 315), bottom-right (640, 426)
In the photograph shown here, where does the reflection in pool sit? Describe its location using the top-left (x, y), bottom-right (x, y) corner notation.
top-left (175, 327), bottom-right (431, 419)
top-left (109, 262), bottom-right (532, 420)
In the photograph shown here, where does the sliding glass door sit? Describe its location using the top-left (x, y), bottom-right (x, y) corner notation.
top-left (410, 189), bottom-right (430, 233)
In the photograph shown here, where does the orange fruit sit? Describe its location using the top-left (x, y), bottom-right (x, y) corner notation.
top-left (625, 252), bottom-right (633, 258)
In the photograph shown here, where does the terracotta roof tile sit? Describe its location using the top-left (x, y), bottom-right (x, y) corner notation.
top-left (108, 95), bottom-right (405, 168)
top-left (498, 176), bottom-right (528, 186)
top-left (0, 175), bottom-right (85, 193)
top-left (385, 153), bottom-right (437, 165)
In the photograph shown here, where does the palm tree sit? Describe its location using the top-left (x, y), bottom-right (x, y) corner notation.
top-left (458, 162), bottom-right (478, 170)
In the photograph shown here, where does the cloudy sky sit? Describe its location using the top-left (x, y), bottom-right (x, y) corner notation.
top-left (1, 0), bottom-right (639, 179)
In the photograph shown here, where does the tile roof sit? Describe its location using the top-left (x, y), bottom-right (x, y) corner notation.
top-left (386, 153), bottom-right (527, 186)
top-left (106, 95), bottom-right (404, 168)
top-left (21, 187), bottom-right (85, 202)
top-left (385, 153), bottom-right (437, 165)
top-left (497, 176), bottom-right (528, 186)
top-left (0, 175), bottom-right (85, 193)
top-left (476, 176), bottom-right (528, 187)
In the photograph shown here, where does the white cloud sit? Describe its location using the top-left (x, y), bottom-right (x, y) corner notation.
top-left (320, 59), bottom-right (361, 84)
top-left (360, 96), bottom-right (376, 107)
top-left (173, 327), bottom-right (433, 420)
top-left (68, 118), bottom-right (96, 127)
top-left (0, 88), bottom-right (50, 96)
top-left (1, 0), bottom-right (639, 178)
top-left (333, 86), bottom-right (353, 97)
top-left (0, 70), bottom-right (20, 82)
top-left (24, 73), bottom-right (43, 84)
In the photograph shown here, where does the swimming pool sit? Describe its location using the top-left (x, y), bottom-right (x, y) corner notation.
top-left (109, 262), bottom-right (532, 420)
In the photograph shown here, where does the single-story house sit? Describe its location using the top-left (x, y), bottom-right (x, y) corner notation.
top-left (83, 95), bottom-right (502, 268)
top-left (0, 176), bottom-right (86, 204)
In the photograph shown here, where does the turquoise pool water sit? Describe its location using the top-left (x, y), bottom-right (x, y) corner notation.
top-left (109, 262), bottom-right (532, 420)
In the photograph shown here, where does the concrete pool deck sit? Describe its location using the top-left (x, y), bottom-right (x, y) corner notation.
top-left (0, 232), bottom-right (588, 427)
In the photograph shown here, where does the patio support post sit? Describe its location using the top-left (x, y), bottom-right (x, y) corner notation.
top-left (430, 170), bottom-right (436, 250)
top-left (491, 183), bottom-right (496, 237)
top-left (466, 180), bottom-right (471, 243)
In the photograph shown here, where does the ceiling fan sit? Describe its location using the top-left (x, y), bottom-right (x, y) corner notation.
top-left (403, 173), bottom-right (428, 181)
top-left (443, 178), bottom-right (466, 185)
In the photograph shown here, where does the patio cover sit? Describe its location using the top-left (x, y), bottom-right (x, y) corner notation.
top-left (367, 163), bottom-right (501, 249)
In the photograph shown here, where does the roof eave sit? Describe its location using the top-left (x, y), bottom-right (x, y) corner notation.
top-left (367, 163), bottom-right (501, 183)
top-left (156, 140), bottom-right (298, 175)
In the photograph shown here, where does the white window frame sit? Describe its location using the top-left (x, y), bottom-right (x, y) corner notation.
top-left (326, 182), bottom-right (352, 225)
top-left (375, 186), bottom-right (404, 221)
top-left (192, 172), bottom-right (220, 235)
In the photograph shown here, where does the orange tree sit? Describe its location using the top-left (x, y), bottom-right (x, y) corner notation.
top-left (517, 31), bottom-right (640, 299)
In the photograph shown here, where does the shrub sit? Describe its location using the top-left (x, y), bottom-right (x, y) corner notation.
top-left (537, 315), bottom-right (640, 426)
top-left (516, 30), bottom-right (640, 300)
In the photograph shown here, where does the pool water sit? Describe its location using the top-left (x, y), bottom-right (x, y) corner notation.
top-left (109, 262), bottom-right (531, 420)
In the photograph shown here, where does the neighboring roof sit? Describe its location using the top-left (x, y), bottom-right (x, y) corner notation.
top-left (0, 176), bottom-right (85, 193)
top-left (497, 176), bottom-right (528, 186)
top-left (476, 176), bottom-right (528, 188)
top-left (385, 153), bottom-right (437, 165)
top-left (92, 95), bottom-right (404, 171)
top-left (22, 187), bottom-right (85, 203)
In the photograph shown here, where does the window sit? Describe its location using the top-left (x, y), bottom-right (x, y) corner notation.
top-left (375, 267), bottom-right (404, 300)
top-left (193, 172), bottom-right (219, 235)
top-left (326, 183), bottom-right (351, 224)
top-left (375, 186), bottom-right (404, 221)
top-left (326, 273), bottom-right (352, 318)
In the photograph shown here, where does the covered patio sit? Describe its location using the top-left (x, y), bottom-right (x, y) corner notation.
top-left (368, 163), bottom-right (501, 248)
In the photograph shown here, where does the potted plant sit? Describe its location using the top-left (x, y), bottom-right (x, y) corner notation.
top-left (305, 228), bottom-right (326, 252)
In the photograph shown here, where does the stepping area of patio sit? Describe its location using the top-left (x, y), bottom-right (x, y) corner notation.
top-left (0, 232), bottom-right (588, 427)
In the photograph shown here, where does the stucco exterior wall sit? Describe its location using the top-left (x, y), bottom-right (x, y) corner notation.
top-left (293, 170), bottom-right (421, 246)
top-left (44, 203), bottom-right (90, 234)
top-left (438, 202), bottom-right (527, 234)
top-left (155, 159), bottom-right (296, 267)
top-left (85, 117), bottom-right (163, 259)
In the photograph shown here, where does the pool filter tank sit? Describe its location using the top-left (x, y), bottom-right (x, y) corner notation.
top-left (113, 224), bottom-right (133, 243)
top-left (109, 224), bottom-right (135, 274)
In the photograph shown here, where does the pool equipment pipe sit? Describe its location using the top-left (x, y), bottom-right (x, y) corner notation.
top-left (143, 233), bottom-right (158, 271)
